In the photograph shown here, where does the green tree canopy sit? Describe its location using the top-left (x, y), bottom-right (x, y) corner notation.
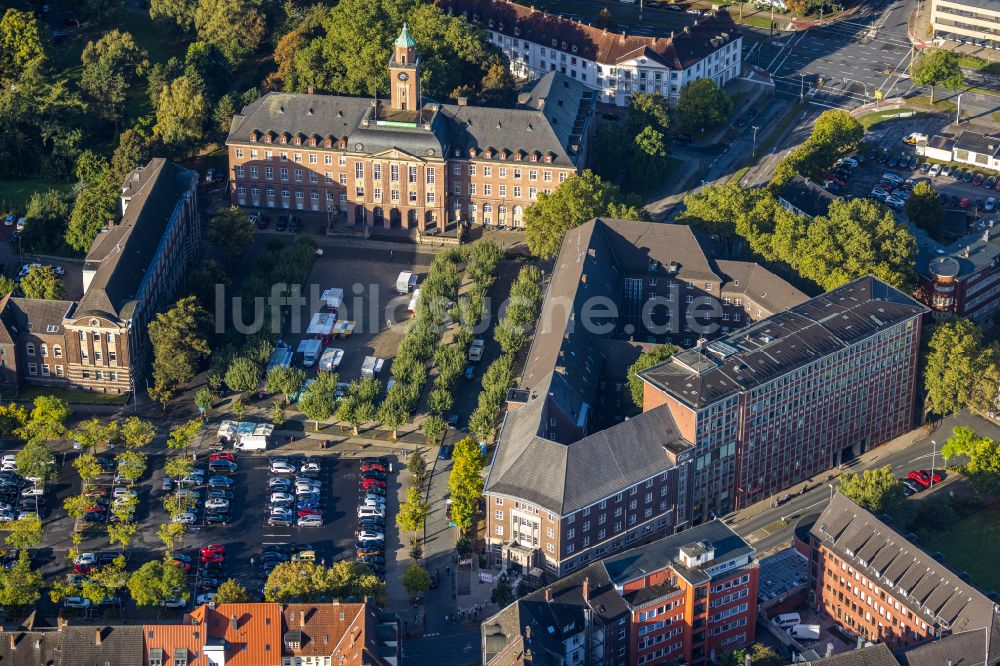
top-left (525, 170), bottom-right (646, 259)
top-left (194, 0), bottom-right (266, 65)
top-left (214, 578), bottom-right (250, 603)
top-left (148, 296), bottom-right (211, 405)
top-left (941, 426), bottom-right (1000, 496)
top-left (402, 562), bottom-right (431, 598)
top-left (0, 551), bottom-right (42, 608)
top-left (265, 365), bottom-right (307, 402)
top-left (22, 189), bottom-right (72, 255)
top-left (838, 465), bottom-right (912, 524)
top-left (264, 560), bottom-right (383, 602)
top-left (127, 559), bottom-right (188, 607)
top-left (448, 436), bottom-right (485, 532)
top-left (904, 181), bottom-right (945, 237)
top-left (150, 0), bottom-right (197, 31)
top-left (0, 9), bottom-right (46, 77)
top-left (922, 318), bottom-right (1000, 417)
top-left (225, 356), bottom-right (262, 395)
top-left (626, 344), bottom-right (678, 410)
top-left (19, 265), bottom-right (63, 300)
top-left (17, 395), bottom-right (69, 443)
top-left (721, 643), bottom-right (783, 666)
top-left (676, 78), bottom-right (733, 133)
top-left (154, 74), bottom-right (209, 152)
top-left (184, 41), bottom-right (231, 100)
top-left (772, 109), bottom-right (864, 186)
top-left (66, 181), bottom-right (118, 252)
top-left (910, 49), bottom-right (963, 104)
top-left (80, 30), bottom-right (149, 123)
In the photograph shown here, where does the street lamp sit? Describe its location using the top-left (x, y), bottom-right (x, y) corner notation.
top-left (930, 439), bottom-right (937, 490)
top-left (800, 73), bottom-right (806, 100)
top-left (828, 483), bottom-right (835, 500)
top-left (751, 126), bottom-right (760, 158)
top-left (956, 93), bottom-right (964, 125)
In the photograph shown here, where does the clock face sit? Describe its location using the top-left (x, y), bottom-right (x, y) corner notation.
top-left (398, 72), bottom-right (409, 81)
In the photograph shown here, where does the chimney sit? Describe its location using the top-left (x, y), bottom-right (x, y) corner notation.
top-left (34, 640), bottom-right (41, 650)
top-left (525, 626), bottom-right (531, 640)
top-left (9, 634), bottom-right (15, 650)
top-left (456, 96), bottom-right (469, 106)
top-left (307, 86), bottom-right (315, 94)
top-left (95, 628), bottom-right (103, 646)
top-left (544, 588), bottom-right (553, 602)
top-left (582, 577), bottom-right (590, 603)
top-left (230, 614), bottom-right (238, 632)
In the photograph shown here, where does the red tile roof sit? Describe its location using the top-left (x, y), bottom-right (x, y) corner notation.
top-left (282, 604), bottom-right (367, 663)
top-left (187, 603), bottom-right (283, 666)
top-left (436, 0), bottom-right (740, 69)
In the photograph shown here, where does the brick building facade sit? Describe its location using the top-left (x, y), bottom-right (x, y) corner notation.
top-left (0, 159), bottom-right (199, 397)
top-left (225, 26), bottom-right (591, 232)
top-left (482, 520), bottom-right (758, 666)
top-left (639, 277), bottom-right (928, 521)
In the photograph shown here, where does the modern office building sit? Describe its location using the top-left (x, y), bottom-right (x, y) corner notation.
top-left (802, 493), bottom-right (1000, 660)
top-left (916, 223), bottom-right (1000, 323)
top-left (931, 0), bottom-right (1000, 50)
top-left (0, 158), bottom-right (200, 397)
top-left (437, 0), bottom-right (743, 106)
top-left (226, 26), bottom-right (593, 231)
top-left (639, 277), bottom-right (928, 520)
top-left (482, 520), bottom-right (758, 666)
top-left (484, 218), bottom-right (806, 577)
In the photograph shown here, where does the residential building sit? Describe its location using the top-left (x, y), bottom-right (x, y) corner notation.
top-left (482, 520), bottom-right (758, 666)
top-left (144, 602), bottom-right (400, 666)
top-left (0, 623), bottom-right (145, 666)
top-left (931, 0), bottom-right (1000, 49)
top-left (639, 277), bottom-right (928, 520)
top-left (225, 26), bottom-right (592, 231)
top-left (778, 174), bottom-right (840, 219)
top-left (484, 218), bottom-right (806, 576)
top-left (806, 638), bottom-right (1000, 666)
top-left (803, 493), bottom-right (1000, 661)
top-left (952, 129), bottom-right (1000, 173)
top-left (437, 0), bottom-right (743, 106)
top-left (916, 223), bottom-right (1000, 323)
top-left (0, 158), bottom-right (199, 397)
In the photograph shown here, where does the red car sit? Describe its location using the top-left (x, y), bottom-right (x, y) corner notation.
top-left (907, 469), bottom-right (942, 488)
top-left (361, 463), bottom-right (385, 473)
top-left (209, 452), bottom-right (235, 463)
top-left (360, 478), bottom-right (386, 490)
top-left (84, 504), bottom-right (107, 513)
top-left (297, 509), bottom-right (322, 517)
top-left (201, 552), bottom-right (224, 564)
top-left (169, 559), bottom-right (191, 572)
top-left (959, 197), bottom-right (971, 209)
top-left (200, 544), bottom-right (225, 557)
top-left (73, 563), bottom-right (92, 574)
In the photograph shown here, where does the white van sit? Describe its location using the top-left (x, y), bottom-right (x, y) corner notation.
top-left (788, 624), bottom-right (820, 641)
top-left (771, 613), bottom-right (801, 629)
top-left (357, 506), bottom-right (385, 519)
top-left (235, 435), bottom-right (268, 451)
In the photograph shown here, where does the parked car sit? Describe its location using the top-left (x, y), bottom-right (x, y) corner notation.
top-left (985, 197), bottom-right (997, 213)
top-left (297, 515), bottom-right (324, 527)
top-left (907, 469), bottom-right (943, 487)
top-left (960, 197), bottom-right (972, 209)
top-left (270, 461), bottom-right (296, 474)
top-left (973, 173), bottom-right (986, 187)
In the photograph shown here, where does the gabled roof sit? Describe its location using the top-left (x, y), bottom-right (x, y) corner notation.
top-left (809, 643), bottom-right (900, 666)
top-left (812, 494), bottom-right (998, 643)
top-left (437, 0), bottom-right (740, 70)
top-left (954, 129), bottom-right (1000, 159)
top-left (779, 174), bottom-right (840, 218)
top-left (0, 626), bottom-right (145, 666)
top-left (75, 158), bottom-right (197, 322)
top-left (5, 297), bottom-right (73, 337)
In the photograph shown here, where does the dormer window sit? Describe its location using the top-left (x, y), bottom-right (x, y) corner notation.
top-left (545, 155), bottom-right (553, 163)
top-left (530, 153), bottom-right (538, 162)
top-left (294, 137), bottom-right (301, 145)
top-left (551, 38), bottom-right (557, 47)
top-left (264, 135), bottom-right (272, 143)
top-left (280, 136), bottom-right (287, 144)
top-left (250, 133), bottom-right (258, 142)
top-left (572, 45), bottom-right (578, 53)
top-left (308, 138), bottom-right (316, 146)
top-left (468, 148), bottom-right (477, 157)
top-left (484, 151), bottom-right (492, 159)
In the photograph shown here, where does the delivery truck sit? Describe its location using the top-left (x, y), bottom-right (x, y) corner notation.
top-left (396, 271), bottom-right (417, 294)
top-left (361, 356), bottom-right (384, 378)
top-left (235, 434), bottom-right (268, 451)
top-left (468, 339), bottom-right (485, 362)
top-left (297, 339), bottom-right (323, 367)
top-left (321, 288), bottom-right (343, 312)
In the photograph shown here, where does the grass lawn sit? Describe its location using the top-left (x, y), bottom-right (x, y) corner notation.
top-left (0, 180), bottom-right (74, 214)
top-left (922, 505), bottom-right (1000, 592)
top-left (16, 385), bottom-right (129, 406)
top-left (908, 96), bottom-right (958, 113)
top-left (859, 109), bottom-right (928, 130)
top-left (994, 111), bottom-right (1000, 124)
top-left (959, 55), bottom-right (1000, 76)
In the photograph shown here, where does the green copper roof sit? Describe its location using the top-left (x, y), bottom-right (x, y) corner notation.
top-left (395, 23), bottom-right (415, 48)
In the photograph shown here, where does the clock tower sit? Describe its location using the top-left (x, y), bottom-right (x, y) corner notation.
top-left (389, 24), bottom-right (420, 112)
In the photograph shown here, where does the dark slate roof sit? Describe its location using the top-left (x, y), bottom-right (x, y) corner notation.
top-left (228, 71), bottom-right (592, 168)
top-left (75, 158), bottom-right (197, 322)
top-left (809, 643), bottom-right (901, 666)
top-left (812, 494), bottom-right (998, 643)
top-left (954, 130), bottom-right (1000, 159)
top-left (640, 277), bottom-right (928, 409)
top-left (0, 626), bottom-right (145, 666)
top-left (779, 175), bottom-right (840, 218)
top-left (896, 628), bottom-right (991, 666)
top-left (602, 519), bottom-right (752, 587)
top-left (925, 135), bottom-right (954, 152)
top-left (917, 225), bottom-right (1000, 284)
top-left (7, 297), bottom-right (73, 336)
top-left (482, 562), bottom-right (629, 664)
top-left (438, 0), bottom-right (741, 70)
top-left (714, 260), bottom-right (809, 315)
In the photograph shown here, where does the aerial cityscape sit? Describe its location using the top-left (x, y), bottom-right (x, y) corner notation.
top-left (0, 0), bottom-right (996, 663)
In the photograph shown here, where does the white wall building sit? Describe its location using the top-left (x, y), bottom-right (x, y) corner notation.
top-left (438, 0), bottom-right (743, 106)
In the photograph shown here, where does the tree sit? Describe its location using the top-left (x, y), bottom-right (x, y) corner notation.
top-left (402, 563), bottom-right (431, 599)
top-left (150, 0), bottom-right (197, 31)
top-left (406, 449), bottom-right (427, 484)
top-left (397, 485), bottom-right (430, 535)
top-left (19, 265), bottom-right (63, 299)
top-left (628, 92), bottom-right (670, 135)
top-left (448, 436), bottom-right (485, 533)
top-left (265, 365), bottom-right (307, 402)
top-left (264, 560), bottom-right (383, 602)
top-left (127, 559), bottom-right (187, 607)
top-left (421, 415), bottom-right (446, 444)
top-left (115, 451), bottom-right (147, 484)
top-left (525, 170), bottom-right (646, 259)
top-left (184, 41), bottom-right (231, 101)
top-left (676, 78), bottom-right (733, 133)
top-left (195, 387), bottom-right (214, 417)
top-left (4, 515), bottom-right (42, 550)
top-left (225, 356), bottom-right (261, 395)
top-left (194, 0), bottom-right (266, 65)
top-left (904, 181), bottom-right (945, 236)
top-left (167, 419), bottom-right (202, 450)
top-left (66, 181), bottom-right (119, 252)
top-left (772, 110), bottom-right (864, 186)
top-left (15, 440), bottom-right (56, 483)
top-left (942, 426), bottom-right (1000, 496)
top-left (157, 522), bottom-right (187, 551)
top-left (148, 296), bottom-right (211, 404)
top-left (923, 318), bottom-right (994, 417)
top-left (74, 454), bottom-right (104, 484)
top-left (720, 643), bottom-right (783, 666)
top-left (71, 418), bottom-right (118, 454)
top-left (214, 578), bottom-right (250, 603)
top-left (120, 416), bottom-right (156, 449)
top-left (377, 388), bottom-right (409, 441)
top-left (22, 189), bottom-right (72, 255)
top-left (154, 74), bottom-right (209, 151)
top-left (300, 379), bottom-right (336, 431)
top-left (0, 9), bottom-right (46, 78)
top-left (838, 465), bottom-right (912, 524)
top-left (628, 125), bottom-right (671, 193)
top-left (595, 7), bottom-right (615, 30)
top-left (208, 207), bottom-right (255, 265)
top-left (110, 125), bottom-right (154, 182)
top-left (910, 48), bottom-right (963, 104)
top-left (83, 556), bottom-right (128, 606)
top-left (17, 395), bottom-right (69, 443)
top-left (80, 30), bottom-right (149, 123)
top-left (0, 404), bottom-right (28, 440)
top-left (627, 344), bottom-right (678, 409)
top-left (0, 551), bottom-right (42, 608)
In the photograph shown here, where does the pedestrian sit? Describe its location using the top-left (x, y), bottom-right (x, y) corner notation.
top-left (250, 557), bottom-right (255, 567)
top-left (444, 613), bottom-right (449, 622)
